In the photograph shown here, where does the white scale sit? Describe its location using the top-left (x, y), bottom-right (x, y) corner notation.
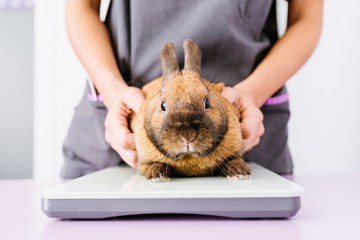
top-left (41, 163), bottom-right (305, 219)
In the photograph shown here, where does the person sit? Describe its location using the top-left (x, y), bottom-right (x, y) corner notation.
top-left (61, 0), bottom-right (323, 178)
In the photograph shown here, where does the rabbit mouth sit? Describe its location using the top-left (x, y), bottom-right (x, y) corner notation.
top-left (174, 151), bottom-right (201, 160)
top-left (182, 142), bottom-right (195, 152)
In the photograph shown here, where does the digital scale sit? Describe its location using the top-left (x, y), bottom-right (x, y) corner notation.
top-left (41, 163), bottom-right (305, 219)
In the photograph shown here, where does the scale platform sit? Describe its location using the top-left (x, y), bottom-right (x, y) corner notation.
top-left (41, 163), bottom-right (305, 219)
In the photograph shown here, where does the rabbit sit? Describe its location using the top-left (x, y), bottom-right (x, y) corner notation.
top-left (130, 39), bottom-right (251, 181)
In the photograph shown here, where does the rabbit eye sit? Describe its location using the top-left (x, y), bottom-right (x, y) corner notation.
top-left (204, 98), bottom-right (210, 110)
top-left (161, 100), bottom-right (167, 112)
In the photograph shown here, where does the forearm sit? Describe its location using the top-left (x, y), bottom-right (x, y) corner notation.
top-left (66, 0), bottom-right (127, 108)
top-left (235, 0), bottom-right (323, 108)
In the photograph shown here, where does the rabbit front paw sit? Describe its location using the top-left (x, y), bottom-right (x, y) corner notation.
top-left (221, 158), bottom-right (251, 180)
top-left (144, 162), bottom-right (173, 181)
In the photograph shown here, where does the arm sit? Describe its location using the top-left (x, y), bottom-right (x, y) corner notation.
top-left (66, 0), bottom-right (145, 167)
top-left (66, 0), bottom-right (126, 107)
top-left (222, 0), bottom-right (323, 151)
top-left (235, 0), bottom-right (323, 107)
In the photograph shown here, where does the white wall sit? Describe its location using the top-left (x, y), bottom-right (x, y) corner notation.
top-left (287, 0), bottom-right (360, 175)
top-left (33, 0), bottom-right (360, 179)
top-left (0, 10), bottom-right (33, 179)
top-left (34, 0), bottom-right (86, 180)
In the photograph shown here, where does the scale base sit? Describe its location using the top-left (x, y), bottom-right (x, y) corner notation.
top-left (42, 197), bottom-right (301, 219)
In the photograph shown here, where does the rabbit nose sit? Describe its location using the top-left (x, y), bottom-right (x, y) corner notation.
top-left (180, 136), bottom-right (195, 145)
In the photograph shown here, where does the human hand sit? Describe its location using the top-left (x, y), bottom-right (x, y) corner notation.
top-left (221, 86), bottom-right (265, 152)
top-left (104, 86), bottom-right (145, 168)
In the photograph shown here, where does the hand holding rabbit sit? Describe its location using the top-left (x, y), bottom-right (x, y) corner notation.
top-left (104, 86), bottom-right (145, 168)
top-left (221, 87), bottom-right (265, 152)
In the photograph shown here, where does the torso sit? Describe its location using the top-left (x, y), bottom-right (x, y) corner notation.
top-left (105, 0), bottom-right (277, 88)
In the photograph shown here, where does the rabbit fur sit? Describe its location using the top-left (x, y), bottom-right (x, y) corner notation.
top-left (130, 40), bottom-right (251, 181)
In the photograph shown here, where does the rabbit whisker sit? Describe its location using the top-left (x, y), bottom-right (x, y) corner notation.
top-left (207, 65), bottom-right (244, 90)
top-left (208, 151), bottom-right (228, 176)
top-left (208, 57), bottom-right (237, 82)
top-left (241, 151), bottom-right (260, 173)
top-left (215, 144), bottom-right (257, 174)
top-left (251, 147), bottom-right (276, 162)
top-left (205, 145), bottom-right (225, 175)
top-left (203, 149), bottom-right (213, 176)
top-left (210, 149), bottom-right (238, 176)
top-left (213, 133), bottom-right (275, 164)
top-left (240, 122), bottom-right (275, 132)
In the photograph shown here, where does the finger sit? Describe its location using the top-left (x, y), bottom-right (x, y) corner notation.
top-left (110, 122), bottom-right (135, 149)
top-left (243, 135), bottom-right (261, 152)
top-left (240, 122), bottom-right (252, 139)
top-left (241, 121), bottom-right (263, 151)
top-left (253, 137), bottom-right (260, 147)
top-left (117, 147), bottom-right (138, 168)
top-left (105, 130), bottom-right (137, 168)
top-left (221, 87), bottom-right (240, 107)
top-left (105, 110), bottom-right (135, 149)
top-left (120, 133), bottom-right (136, 150)
top-left (240, 108), bottom-right (263, 140)
top-left (126, 88), bottom-right (146, 114)
top-left (110, 125), bottom-right (136, 150)
top-left (242, 138), bottom-right (252, 152)
top-left (258, 123), bottom-right (265, 137)
top-left (221, 87), bottom-right (230, 99)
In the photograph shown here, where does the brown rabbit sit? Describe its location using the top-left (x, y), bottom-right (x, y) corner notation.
top-left (130, 40), bottom-right (251, 181)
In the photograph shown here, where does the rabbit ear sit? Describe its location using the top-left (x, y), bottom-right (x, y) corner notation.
top-left (160, 42), bottom-right (180, 86)
top-left (183, 39), bottom-right (202, 77)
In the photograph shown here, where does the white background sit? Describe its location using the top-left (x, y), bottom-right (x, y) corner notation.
top-left (285, 1), bottom-right (360, 176)
top-left (0, 10), bottom-right (33, 179)
top-left (33, 0), bottom-right (360, 179)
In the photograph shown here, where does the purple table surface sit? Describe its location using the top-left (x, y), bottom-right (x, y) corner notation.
top-left (0, 174), bottom-right (359, 240)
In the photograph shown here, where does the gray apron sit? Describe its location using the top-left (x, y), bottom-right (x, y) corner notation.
top-left (61, 0), bottom-right (293, 178)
